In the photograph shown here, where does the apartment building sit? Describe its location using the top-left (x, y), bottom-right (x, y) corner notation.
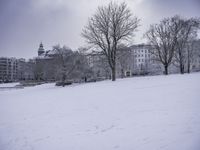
top-left (86, 44), bottom-right (158, 78)
top-left (129, 44), bottom-right (162, 75)
top-left (0, 57), bottom-right (18, 82)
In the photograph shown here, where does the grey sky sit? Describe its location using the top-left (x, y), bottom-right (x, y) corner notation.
top-left (0, 0), bottom-right (199, 59)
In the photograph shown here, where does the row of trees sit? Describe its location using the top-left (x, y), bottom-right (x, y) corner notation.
top-left (145, 16), bottom-right (200, 74)
top-left (33, 45), bottom-right (92, 85)
top-left (82, 1), bottom-right (200, 80)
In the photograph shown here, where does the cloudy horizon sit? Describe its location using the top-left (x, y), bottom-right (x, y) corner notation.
top-left (0, 0), bottom-right (200, 59)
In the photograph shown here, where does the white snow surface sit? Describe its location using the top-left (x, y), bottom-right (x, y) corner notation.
top-left (0, 73), bottom-right (200, 150)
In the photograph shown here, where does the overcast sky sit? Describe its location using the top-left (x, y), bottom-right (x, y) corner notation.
top-left (0, 0), bottom-right (200, 59)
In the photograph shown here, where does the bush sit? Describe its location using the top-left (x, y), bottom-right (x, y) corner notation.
top-left (55, 81), bottom-right (72, 86)
top-left (19, 81), bottom-right (45, 87)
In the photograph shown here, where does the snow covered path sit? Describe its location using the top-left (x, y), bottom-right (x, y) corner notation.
top-left (0, 73), bottom-right (200, 150)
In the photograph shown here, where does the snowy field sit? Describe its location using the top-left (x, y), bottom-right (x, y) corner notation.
top-left (0, 73), bottom-right (200, 150)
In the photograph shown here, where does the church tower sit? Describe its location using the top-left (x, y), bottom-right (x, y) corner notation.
top-left (38, 42), bottom-right (45, 56)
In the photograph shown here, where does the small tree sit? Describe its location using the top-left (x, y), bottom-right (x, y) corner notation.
top-left (52, 45), bottom-right (75, 86)
top-left (70, 51), bottom-right (93, 82)
top-left (82, 2), bottom-right (140, 81)
top-left (33, 59), bottom-right (45, 81)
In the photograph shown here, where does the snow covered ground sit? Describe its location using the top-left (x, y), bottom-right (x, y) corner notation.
top-left (0, 73), bottom-right (200, 150)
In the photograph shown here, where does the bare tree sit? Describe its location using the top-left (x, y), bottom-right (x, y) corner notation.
top-left (196, 39), bottom-right (200, 59)
top-left (174, 16), bottom-right (200, 74)
top-left (69, 51), bottom-right (93, 82)
top-left (43, 59), bottom-right (57, 81)
top-left (82, 2), bottom-right (140, 81)
top-left (145, 16), bottom-right (183, 75)
top-left (53, 45), bottom-right (93, 85)
top-left (34, 59), bottom-right (45, 81)
top-left (52, 45), bottom-right (76, 86)
top-left (186, 40), bottom-right (195, 73)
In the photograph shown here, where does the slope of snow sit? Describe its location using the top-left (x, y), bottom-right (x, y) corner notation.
top-left (0, 73), bottom-right (200, 150)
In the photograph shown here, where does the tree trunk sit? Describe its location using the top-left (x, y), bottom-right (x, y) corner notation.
top-left (62, 73), bottom-right (66, 87)
top-left (180, 64), bottom-right (184, 74)
top-left (110, 52), bottom-right (116, 81)
top-left (187, 60), bottom-right (190, 73)
top-left (62, 65), bottom-right (66, 87)
top-left (111, 67), bottom-right (116, 81)
top-left (187, 51), bottom-right (191, 74)
top-left (121, 69), bottom-right (124, 78)
top-left (164, 65), bottom-right (168, 75)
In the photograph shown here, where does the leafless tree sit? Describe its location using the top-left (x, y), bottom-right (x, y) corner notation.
top-left (52, 45), bottom-right (93, 85)
top-left (145, 16), bottom-right (183, 75)
top-left (52, 45), bottom-right (76, 86)
top-left (70, 51), bottom-right (93, 82)
top-left (43, 59), bottom-right (57, 81)
top-left (174, 16), bottom-right (200, 74)
top-left (33, 59), bottom-right (45, 81)
top-left (186, 40), bottom-right (195, 73)
top-left (82, 2), bottom-right (140, 81)
top-left (196, 39), bottom-right (200, 58)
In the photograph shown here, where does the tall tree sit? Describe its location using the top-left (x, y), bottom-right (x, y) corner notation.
top-left (145, 16), bottom-right (182, 75)
top-left (174, 16), bottom-right (200, 74)
top-left (82, 2), bottom-right (140, 81)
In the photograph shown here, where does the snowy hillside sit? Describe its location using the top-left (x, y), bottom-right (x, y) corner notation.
top-left (0, 73), bottom-right (200, 150)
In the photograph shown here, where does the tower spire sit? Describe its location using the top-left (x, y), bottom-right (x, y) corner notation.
top-left (38, 42), bottom-right (45, 56)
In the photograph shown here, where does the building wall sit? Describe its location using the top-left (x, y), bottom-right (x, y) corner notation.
top-left (128, 44), bottom-right (162, 75)
top-left (0, 57), bottom-right (36, 82)
top-left (0, 57), bottom-right (18, 82)
top-left (86, 44), bottom-right (164, 78)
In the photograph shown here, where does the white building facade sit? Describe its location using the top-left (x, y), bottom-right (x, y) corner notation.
top-left (0, 57), bottom-right (18, 82)
top-left (120, 44), bottom-right (162, 76)
top-left (86, 44), bottom-right (162, 78)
